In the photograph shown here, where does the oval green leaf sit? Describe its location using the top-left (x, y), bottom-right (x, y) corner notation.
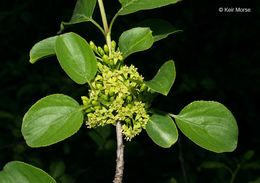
top-left (0, 161), bottom-right (56, 183)
top-left (146, 113), bottom-right (178, 148)
top-left (119, 27), bottom-right (154, 59)
top-left (29, 36), bottom-right (57, 64)
top-left (136, 19), bottom-right (182, 42)
top-left (118, 0), bottom-right (182, 15)
top-left (173, 101), bottom-right (238, 153)
top-left (55, 32), bottom-right (97, 84)
top-left (22, 94), bottom-right (84, 147)
top-left (59, 0), bottom-right (97, 33)
top-left (145, 60), bottom-right (176, 96)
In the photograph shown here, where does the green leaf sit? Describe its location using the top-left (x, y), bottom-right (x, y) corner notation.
top-left (118, 0), bottom-right (182, 15)
top-left (136, 19), bottom-right (182, 42)
top-left (146, 113), bottom-right (178, 148)
top-left (173, 101), bottom-right (238, 153)
top-left (119, 27), bottom-right (154, 59)
top-left (145, 60), bottom-right (176, 96)
top-left (0, 161), bottom-right (56, 183)
top-left (55, 32), bottom-right (97, 84)
top-left (29, 36), bottom-right (57, 64)
top-left (22, 94), bottom-right (84, 147)
top-left (59, 0), bottom-right (97, 33)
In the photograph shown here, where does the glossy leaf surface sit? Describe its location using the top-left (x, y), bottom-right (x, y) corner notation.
top-left (119, 27), bottom-right (153, 59)
top-left (29, 36), bottom-right (57, 64)
top-left (55, 32), bottom-right (97, 84)
top-left (0, 161), bottom-right (56, 183)
top-left (145, 60), bottom-right (176, 96)
top-left (22, 94), bottom-right (84, 147)
top-left (146, 113), bottom-right (178, 148)
top-left (173, 101), bottom-right (238, 153)
top-left (118, 0), bottom-right (182, 15)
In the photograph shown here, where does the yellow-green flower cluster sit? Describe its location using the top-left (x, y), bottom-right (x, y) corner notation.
top-left (81, 41), bottom-right (152, 140)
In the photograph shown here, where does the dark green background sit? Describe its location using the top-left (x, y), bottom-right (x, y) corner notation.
top-left (0, 0), bottom-right (259, 182)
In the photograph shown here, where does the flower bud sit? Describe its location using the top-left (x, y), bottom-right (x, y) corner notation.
top-left (97, 62), bottom-right (103, 71)
top-left (94, 105), bottom-right (101, 110)
top-left (102, 55), bottom-right (109, 64)
top-left (109, 96), bottom-right (115, 101)
top-left (102, 95), bottom-right (109, 101)
top-left (96, 83), bottom-right (102, 89)
top-left (111, 41), bottom-right (116, 51)
top-left (81, 96), bottom-right (89, 105)
top-left (97, 46), bottom-right (104, 56)
top-left (140, 84), bottom-right (147, 92)
top-left (104, 44), bottom-right (109, 54)
top-left (122, 94), bottom-right (127, 99)
top-left (92, 100), bottom-right (99, 106)
top-left (127, 96), bottom-right (132, 102)
top-left (108, 91), bottom-right (114, 96)
top-left (127, 104), bottom-right (133, 109)
top-left (89, 41), bottom-right (96, 50)
top-left (87, 113), bottom-right (94, 118)
top-left (109, 60), bottom-right (114, 66)
top-left (85, 108), bottom-right (92, 113)
top-left (125, 118), bottom-right (131, 123)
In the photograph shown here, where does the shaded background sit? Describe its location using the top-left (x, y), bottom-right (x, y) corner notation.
top-left (0, 0), bottom-right (259, 182)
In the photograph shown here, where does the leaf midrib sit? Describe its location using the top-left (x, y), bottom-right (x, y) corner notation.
top-left (124, 30), bottom-right (152, 57)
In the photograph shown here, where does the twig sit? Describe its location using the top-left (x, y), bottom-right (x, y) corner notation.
top-left (178, 138), bottom-right (188, 183)
top-left (113, 121), bottom-right (124, 183)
